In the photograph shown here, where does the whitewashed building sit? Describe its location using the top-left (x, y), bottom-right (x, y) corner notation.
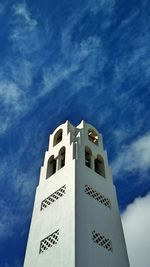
top-left (23, 121), bottom-right (130, 267)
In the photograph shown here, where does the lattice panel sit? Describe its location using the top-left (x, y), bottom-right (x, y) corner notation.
top-left (41, 185), bottom-right (66, 210)
top-left (85, 185), bottom-right (111, 208)
top-left (92, 230), bottom-right (112, 252)
top-left (39, 229), bottom-right (59, 253)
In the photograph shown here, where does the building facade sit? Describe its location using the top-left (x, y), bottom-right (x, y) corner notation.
top-left (23, 121), bottom-right (130, 267)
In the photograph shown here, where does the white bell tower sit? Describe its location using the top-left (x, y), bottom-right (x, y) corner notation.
top-left (23, 120), bottom-right (130, 267)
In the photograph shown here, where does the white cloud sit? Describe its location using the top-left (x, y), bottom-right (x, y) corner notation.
top-left (0, 2), bottom-right (42, 134)
top-left (10, 3), bottom-right (40, 54)
top-left (0, 81), bottom-right (21, 107)
top-left (121, 194), bottom-right (150, 267)
top-left (0, 172), bottom-right (36, 240)
top-left (112, 133), bottom-right (150, 176)
top-left (0, 0), bottom-right (113, 134)
top-left (7, 59), bottom-right (33, 88)
top-left (89, 0), bottom-right (115, 15)
top-left (42, 63), bottom-right (77, 94)
top-left (0, 200), bottom-right (17, 239)
top-left (0, 77), bottom-right (29, 134)
top-left (42, 33), bottom-right (105, 95)
top-left (112, 9), bottom-right (150, 85)
top-left (13, 2), bottom-right (37, 29)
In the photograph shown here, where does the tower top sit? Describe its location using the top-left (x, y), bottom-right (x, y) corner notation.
top-left (39, 120), bottom-right (112, 187)
top-left (48, 120), bottom-right (103, 150)
top-left (23, 120), bottom-right (130, 267)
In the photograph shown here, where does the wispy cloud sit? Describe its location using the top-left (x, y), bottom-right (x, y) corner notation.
top-left (112, 133), bottom-right (150, 177)
top-left (0, 200), bottom-right (17, 239)
top-left (0, 2), bottom-right (43, 133)
top-left (0, 81), bottom-right (21, 107)
top-left (122, 193), bottom-right (150, 267)
top-left (0, 164), bottom-right (37, 241)
top-left (13, 2), bottom-right (37, 29)
top-left (10, 4), bottom-right (39, 54)
top-left (42, 36), bottom-right (105, 95)
top-left (0, 0), bottom-right (149, 140)
top-left (0, 78), bottom-right (27, 134)
top-left (6, 59), bottom-right (33, 88)
top-left (89, 0), bottom-right (115, 15)
top-left (42, 2), bottom-right (107, 97)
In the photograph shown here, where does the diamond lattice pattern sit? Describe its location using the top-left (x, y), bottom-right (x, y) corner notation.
top-left (41, 185), bottom-right (66, 210)
top-left (39, 229), bottom-right (59, 253)
top-left (92, 230), bottom-right (112, 252)
top-left (85, 185), bottom-right (111, 208)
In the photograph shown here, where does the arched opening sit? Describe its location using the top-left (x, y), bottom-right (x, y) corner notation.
top-left (94, 155), bottom-right (105, 177)
top-left (46, 155), bottom-right (56, 178)
top-left (85, 147), bottom-right (92, 168)
top-left (88, 129), bottom-right (98, 145)
top-left (58, 147), bottom-right (65, 169)
top-left (53, 129), bottom-right (63, 146)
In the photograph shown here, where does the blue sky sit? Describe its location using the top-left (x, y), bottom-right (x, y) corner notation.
top-left (0, 0), bottom-right (150, 266)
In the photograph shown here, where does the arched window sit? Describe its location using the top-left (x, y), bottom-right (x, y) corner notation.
top-left (53, 129), bottom-right (63, 146)
top-left (46, 155), bottom-right (56, 178)
top-left (85, 147), bottom-right (92, 168)
top-left (88, 129), bottom-right (98, 145)
top-left (58, 147), bottom-right (65, 169)
top-left (94, 155), bottom-right (105, 177)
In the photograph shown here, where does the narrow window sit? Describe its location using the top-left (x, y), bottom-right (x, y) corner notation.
top-left (58, 147), bottom-right (65, 169)
top-left (94, 155), bottom-right (105, 177)
top-left (46, 156), bottom-right (56, 178)
top-left (53, 129), bottom-right (62, 146)
top-left (85, 147), bottom-right (92, 168)
top-left (88, 129), bottom-right (98, 145)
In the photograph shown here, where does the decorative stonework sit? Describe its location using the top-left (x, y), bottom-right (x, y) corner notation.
top-left (85, 185), bottom-right (111, 208)
top-left (92, 230), bottom-right (112, 252)
top-left (41, 185), bottom-right (66, 210)
top-left (39, 229), bottom-right (59, 254)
